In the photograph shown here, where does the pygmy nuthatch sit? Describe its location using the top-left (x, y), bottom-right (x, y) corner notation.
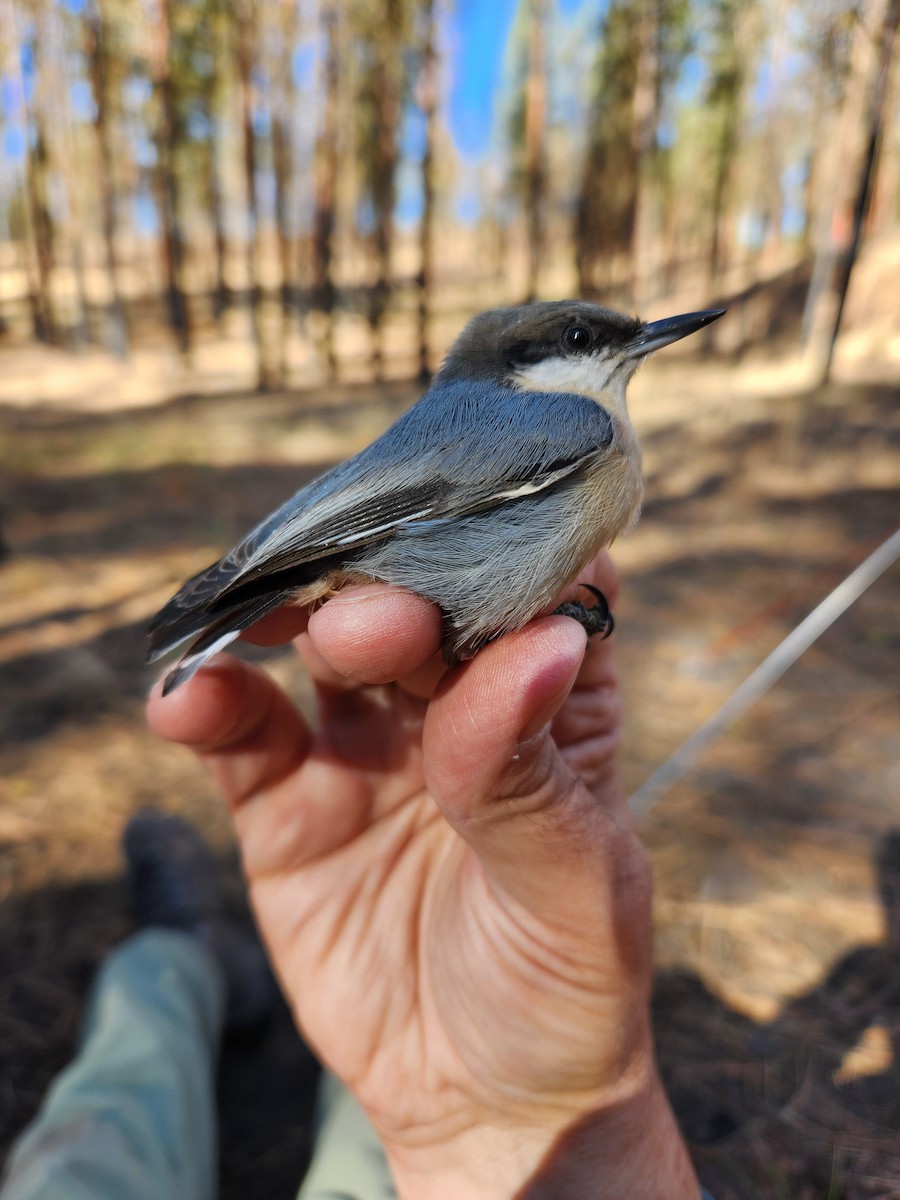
top-left (149, 301), bottom-right (724, 692)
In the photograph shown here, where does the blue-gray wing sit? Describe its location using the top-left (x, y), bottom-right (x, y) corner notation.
top-left (236, 378), bottom-right (613, 573)
top-left (148, 379), bottom-right (614, 650)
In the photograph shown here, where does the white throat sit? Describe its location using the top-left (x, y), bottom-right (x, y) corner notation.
top-left (511, 353), bottom-right (635, 423)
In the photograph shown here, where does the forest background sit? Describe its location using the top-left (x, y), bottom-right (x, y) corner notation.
top-left (1, 0), bottom-right (896, 384)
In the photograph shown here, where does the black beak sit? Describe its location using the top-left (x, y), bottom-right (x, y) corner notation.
top-left (625, 308), bottom-right (725, 359)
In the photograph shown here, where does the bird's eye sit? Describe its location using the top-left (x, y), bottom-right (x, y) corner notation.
top-left (563, 326), bottom-right (591, 353)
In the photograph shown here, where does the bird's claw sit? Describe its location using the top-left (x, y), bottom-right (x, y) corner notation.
top-left (553, 583), bottom-right (615, 641)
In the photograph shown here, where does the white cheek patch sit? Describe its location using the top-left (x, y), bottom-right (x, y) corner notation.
top-left (512, 353), bottom-right (631, 417)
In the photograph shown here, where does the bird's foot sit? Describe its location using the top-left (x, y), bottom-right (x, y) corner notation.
top-left (553, 584), bottom-right (615, 641)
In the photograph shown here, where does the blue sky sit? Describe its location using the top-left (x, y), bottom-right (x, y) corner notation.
top-left (445, 0), bottom-right (519, 161)
top-left (445, 0), bottom-right (592, 162)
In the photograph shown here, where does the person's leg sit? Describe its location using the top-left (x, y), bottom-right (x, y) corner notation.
top-left (3, 810), bottom-right (275, 1200)
top-left (2, 928), bottom-right (224, 1200)
top-left (297, 1072), bottom-right (397, 1200)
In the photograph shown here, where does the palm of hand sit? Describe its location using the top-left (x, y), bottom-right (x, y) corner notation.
top-left (149, 554), bottom-right (653, 1155)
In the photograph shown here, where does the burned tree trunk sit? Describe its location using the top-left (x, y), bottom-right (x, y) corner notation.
top-left (150, 0), bottom-right (192, 355)
top-left (523, 0), bottom-right (547, 303)
top-left (804, 0), bottom-right (899, 383)
top-left (416, 0), bottom-right (438, 379)
top-left (311, 0), bottom-right (341, 379)
top-left (237, 0), bottom-right (280, 390)
top-left (86, 4), bottom-right (129, 355)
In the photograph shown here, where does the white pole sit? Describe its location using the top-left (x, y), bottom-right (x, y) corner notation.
top-left (629, 527), bottom-right (900, 821)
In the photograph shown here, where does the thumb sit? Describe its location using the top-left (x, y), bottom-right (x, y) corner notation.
top-left (424, 617), bottom-right (610, 915)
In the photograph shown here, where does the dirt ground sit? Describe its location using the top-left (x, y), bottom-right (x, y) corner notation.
top-left (1, 318), bottom-right (899, 1198)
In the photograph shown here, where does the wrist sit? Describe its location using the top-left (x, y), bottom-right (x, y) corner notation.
top-left (383, 1063), bottom-right (699, 1200)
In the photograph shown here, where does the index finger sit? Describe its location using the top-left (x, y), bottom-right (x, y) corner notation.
top-left (307, 584), bottom-right (443, 685)
top-left (240, 584), bottom-right (444, 687)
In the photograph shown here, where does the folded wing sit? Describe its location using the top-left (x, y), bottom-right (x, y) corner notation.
top-left (148, 378), bottom-right (615, 686)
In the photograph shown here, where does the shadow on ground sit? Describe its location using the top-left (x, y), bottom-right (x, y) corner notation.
top-left (656, 830), bottom-right (900, 1200)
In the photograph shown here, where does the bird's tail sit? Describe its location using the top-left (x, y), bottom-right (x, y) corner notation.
top-left (147, 558), bottom-right (246, 662)
top-left (156, 590), bottom-right (289, 695)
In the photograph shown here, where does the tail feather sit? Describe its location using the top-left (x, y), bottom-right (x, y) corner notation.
top-left (161, 628), bottom-right (242, 695)
top-left (147, 558), bottom-right (243, 657)
top-left (158, 590), bottom-right (289, 695)
top-left (148, 552), bottom-right (344, 664)
top-left (147, 606), bottom-right (218, 664)
top-left (149, 543), bottom-right (352, 690)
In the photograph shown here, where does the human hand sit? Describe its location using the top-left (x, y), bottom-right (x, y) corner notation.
top-left (147, 552), bottom-right (698, 1200)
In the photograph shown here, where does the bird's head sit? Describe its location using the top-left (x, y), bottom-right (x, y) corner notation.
top-left (438, 300), bottom-right (725, 420)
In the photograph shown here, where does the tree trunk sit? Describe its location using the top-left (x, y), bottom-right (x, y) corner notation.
top-left (312, 0), bottom-right (340, 380)
top-left (575, 1), bottom-right (641, 300)
top-left (759, 0), bottom-right (788, 261)
top-left (272, 0), bottom-right (299, 377)
top-left (523, 0), bottom-right (547, 302)
top-left (630, 0), bottom-right (661, 307)
top-left (416, 0), bottom-right (438, 380)
top-left (43, 0), bottom-right (91, 351)
top-left (86, 5), bottom-right (129, 356)
top-left (25, 111), bottom-right (58, 342)
top-left (150, 0), bottom-right (192, 356)
top-left (707, 78), bottom-right (743, 284)
top-left (272, 0), bottom-right (297, 316)
top-left (804, 0), bottom-right (899, 384)
top-left (3, 0), bottom-right (58, 343)
top-left (209, 0), bottom-right (233, 326)
top-left (866, 59), bottom-right (900, 235)
top-left (237, 0), bottom-right (280, 390)
top-left (368, 50), bottom-right (401, 380)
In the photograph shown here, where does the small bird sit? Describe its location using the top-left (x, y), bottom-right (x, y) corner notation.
top-left (149, 301), bottom-right (724, 693)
